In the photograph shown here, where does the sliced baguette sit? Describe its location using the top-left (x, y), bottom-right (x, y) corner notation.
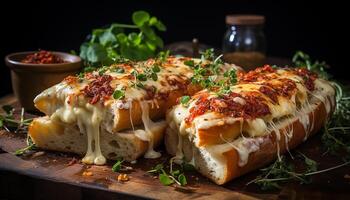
top-left (165, 94), bottom-right (335, 185)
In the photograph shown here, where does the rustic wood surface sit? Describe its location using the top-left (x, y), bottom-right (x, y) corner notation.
top-left (1, 95), bottom-right (350, 200)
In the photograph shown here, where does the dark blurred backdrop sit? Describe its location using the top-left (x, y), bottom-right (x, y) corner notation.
top-left (1, 0), bottom-right (348, 97)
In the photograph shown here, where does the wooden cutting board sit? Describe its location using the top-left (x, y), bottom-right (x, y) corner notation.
top-left (1, 94), bottom-right (350, 200)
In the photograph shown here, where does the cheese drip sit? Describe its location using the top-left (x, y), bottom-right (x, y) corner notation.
top-left (136, 100), bottom-right (163, 159)
top-left (50, 97), bottom-right (106, 165)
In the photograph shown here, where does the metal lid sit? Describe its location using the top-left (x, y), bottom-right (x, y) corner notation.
top-left (225, 15), bottom-right (265, 25)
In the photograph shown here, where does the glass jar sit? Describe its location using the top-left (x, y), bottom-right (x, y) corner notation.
top-left (222, 15), bottom-right (266, 70)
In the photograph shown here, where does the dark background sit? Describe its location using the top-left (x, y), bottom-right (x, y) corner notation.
top-left (1, 0), bottom-right (348, 97)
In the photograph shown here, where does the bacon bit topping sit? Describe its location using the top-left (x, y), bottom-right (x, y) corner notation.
top-left (185, 92), bottom-right (271, 123)
top-left (83, 75), bottom-right (114, 104)
top-left (259, 78), bottom-right (297, 103)
top-left (259, 85), bottom-right (278, 103)
top-left (64, 76), bottom-right (78, 84)
top-left (84, 72), bottom-right (95, 80)
top-left (238, 65), bottom-right (276, 83)
top-left (292, 68), bottom-right (318, 91)
top-left (144, 85), bottom-right (157, 100)
top-left (22, 50), bottom-right (66, 64)
top-left (166, 75), bottom-right (188, 90)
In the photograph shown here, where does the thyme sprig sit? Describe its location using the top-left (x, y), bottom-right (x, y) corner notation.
top-left (0, 105), bottom-right (33, 133)
top-left (247, 154), bottom-right (350, 190)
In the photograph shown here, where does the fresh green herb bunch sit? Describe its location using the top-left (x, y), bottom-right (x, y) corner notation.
top-left (80, 10), bottom-right (166, 68)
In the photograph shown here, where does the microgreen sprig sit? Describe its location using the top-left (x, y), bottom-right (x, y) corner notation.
top-left (147, 159), bottom-right (193, 187)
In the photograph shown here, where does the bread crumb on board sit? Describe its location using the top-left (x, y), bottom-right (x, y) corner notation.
top-left (82, 171), bottom-right (93, 176)
top-left (117, 173), bottom-right (129, 182)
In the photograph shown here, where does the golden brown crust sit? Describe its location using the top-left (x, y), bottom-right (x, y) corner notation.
top-left (197, 122), bottom-right (241, 146)
top-left (113, 89), bottom-right (197, 132)
top-left (215, 95), bottom-right (335, 185)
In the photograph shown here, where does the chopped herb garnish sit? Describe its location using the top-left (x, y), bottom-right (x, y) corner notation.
top-left (184, 60), bottom-right (194, 67)
top-left (201, 48), bottom-right (215, 61)
top-left (150, 72), bottom-right (158, 81)
top-left (156, 50), bottom-right (170, 63)
top-left (113, 89), bottom-right (125, 100)
top-left (112, 67), bottom-right (125, 73)
top-left (137, 73), bottom-right (148, 81)
top-left (152, 65), bottom-right (161, 73)
top-left (180, 96), bottom-right (191, 105)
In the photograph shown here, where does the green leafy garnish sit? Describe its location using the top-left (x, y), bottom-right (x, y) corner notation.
top-left (159, 173), bottom-right (174, 186)
top-left (0, 106), bottom-right (33, 133)
top-left (201, 48), bottom-right (215, 61)
top-left (178, 174), bottom-right (187, 186)
top-left (112, 159), bottom-right (124, 172)
top-left (147, 160), bottom-right (189, 187)
top-left (184, 60), bottom-right (194, 67)
top-left (180, 96), bottom-right (191, 105)
top-left (14, 136), bottom-right (36, 156)
top-left (248, 154), bottom-right (349, 190)
top-left (113, 89), bottom-right (125, 100)
top-left (80, 10), bottom-right (166, 68)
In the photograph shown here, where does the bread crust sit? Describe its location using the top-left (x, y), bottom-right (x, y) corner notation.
top-left (113, 90), bottom-right (184, 132)
top-left (197, 122), bottom-right (241, 146)
top-left (215, 95), bottom-right (335, 185)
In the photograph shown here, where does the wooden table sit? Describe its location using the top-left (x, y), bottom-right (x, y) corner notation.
top-left (1, 94), bottom-right (350, 200)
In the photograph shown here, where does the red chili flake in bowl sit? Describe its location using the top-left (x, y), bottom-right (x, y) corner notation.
top-left (22, 50), bottom-right (66, 64)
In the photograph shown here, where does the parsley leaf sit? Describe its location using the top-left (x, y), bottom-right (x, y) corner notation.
top-left (180, 96), bottom-right (191, 105)
top-left (112, 159), bottom-right (124, 172)
top-left (80, 10), bottom-right (167, 68)
top-left (159, 173), bottom-right (174, 186)
top-left (113, 89), bottom-right (125, 100)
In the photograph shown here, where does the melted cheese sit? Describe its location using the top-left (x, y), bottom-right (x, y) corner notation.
top-left (50, 96), bottom-right (106, 165)
top-left (137, 100), bottom-right (166, 159)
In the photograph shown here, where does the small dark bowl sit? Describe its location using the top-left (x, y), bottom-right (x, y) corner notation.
top-left (5, 51), bottom-right (82, 111)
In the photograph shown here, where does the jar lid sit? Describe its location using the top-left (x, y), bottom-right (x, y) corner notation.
top-left (225, 15), bottom-right (265, 25)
